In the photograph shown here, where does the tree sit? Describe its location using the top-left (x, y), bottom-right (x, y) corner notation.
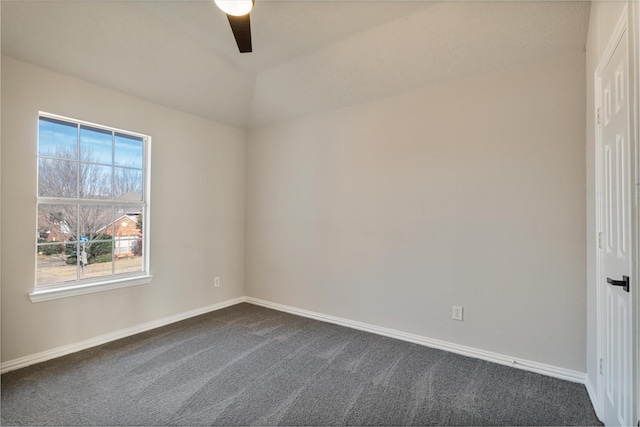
top-left (39, 146), bottom-right (143, 201)
top-left (114, 167), bottom-right (143, 199)
top-left (38, 146), bottom-right (114, 255)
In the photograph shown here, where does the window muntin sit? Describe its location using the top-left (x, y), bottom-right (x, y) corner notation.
top-left (36, 114), bottom-right (149, 289)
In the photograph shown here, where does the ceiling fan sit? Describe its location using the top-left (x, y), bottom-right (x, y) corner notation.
top-left (214, 0), bottom-right (254, 53)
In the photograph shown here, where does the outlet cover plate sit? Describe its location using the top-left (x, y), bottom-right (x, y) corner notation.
top-left (452, 305), bottom-right (463, 321)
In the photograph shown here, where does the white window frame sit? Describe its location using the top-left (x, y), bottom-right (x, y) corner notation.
top-left (30, 112), bottom-right (152, 302)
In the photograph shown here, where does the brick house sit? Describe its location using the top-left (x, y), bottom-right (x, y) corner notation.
top-left (105, 214), bottom-right (142, 257)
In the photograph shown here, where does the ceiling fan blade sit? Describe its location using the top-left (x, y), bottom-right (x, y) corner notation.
top-left (227, 14), bottom-right (252, 53)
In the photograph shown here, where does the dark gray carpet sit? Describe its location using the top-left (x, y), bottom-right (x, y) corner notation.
top-left (1, 303), bottom-right (602, 426)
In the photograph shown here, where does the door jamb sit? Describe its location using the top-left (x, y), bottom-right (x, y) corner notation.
top-left (634, 2), bottom-right (640, 425)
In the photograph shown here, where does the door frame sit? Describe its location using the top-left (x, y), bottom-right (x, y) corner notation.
top-left (594, 4), bottom-right (638, 425)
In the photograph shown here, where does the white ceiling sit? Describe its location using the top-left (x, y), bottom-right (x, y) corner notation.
top-left (2, 1), bottom-right (590, 129)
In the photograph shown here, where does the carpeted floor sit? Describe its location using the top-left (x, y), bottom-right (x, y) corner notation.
top-left (1, 303), bottom-right (602, 426)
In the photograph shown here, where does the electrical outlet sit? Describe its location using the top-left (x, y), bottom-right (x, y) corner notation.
top-left (452, 305), bottom-right (463, 321)
top-left (214, 276), bottom-right (220, 287)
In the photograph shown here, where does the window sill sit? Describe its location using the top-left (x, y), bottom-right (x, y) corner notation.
top-left (29, 275), bottom-right (153, 303)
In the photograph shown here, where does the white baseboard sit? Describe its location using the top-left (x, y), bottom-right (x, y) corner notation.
top-left (2, 295), bottom-right (589, 388)
top-left (245, 297), bottom-right (587, 385)
top-left (0, 296), bottom-right (245, 374)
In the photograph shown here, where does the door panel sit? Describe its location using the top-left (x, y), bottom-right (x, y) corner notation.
top-left (600, 26), bottom-right (633, 427)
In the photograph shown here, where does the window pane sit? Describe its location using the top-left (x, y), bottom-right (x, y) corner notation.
top-left (114, 168), bottom-right (143, 201)
top-left (79, 205), bottom-right (114, 279)
top-left (38, 118), bottom-right (77, 160)
top-left (80, 126), bottom-right (112, 165)
top-left (80, 163), bottom-right (112, 199)
top-left (114, 134), bottom-right (143, 168)
top-left (113, 207), bottom-right (142, 244)
top-left (80, 240), bottom-right (113, 280)
top-left (38, 204), bottom-right (76, 243)
top-left (79, 205), bottom-right (113, 240)
top-left (113, 205), bottom-right (143, 275)
top-left (38, 158), bottom-right (78, 198)
top-left (115, 239), bottom-right (143, 276)
top-left (37, 243), bottom-right (78, 286)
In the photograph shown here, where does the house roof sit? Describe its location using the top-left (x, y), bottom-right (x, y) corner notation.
top-left (96, 214), bottom-right (140, 235)
top-left (1, 1), bottom-right (590, 129)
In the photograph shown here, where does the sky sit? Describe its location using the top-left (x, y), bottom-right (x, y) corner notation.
top-left (38, 117), bottom-right (144, 169)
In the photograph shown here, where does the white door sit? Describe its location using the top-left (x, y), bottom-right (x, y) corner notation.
top-left (598, 22), bottom-right (633, 427)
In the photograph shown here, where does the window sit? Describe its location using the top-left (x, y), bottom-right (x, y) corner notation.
top-left (32, 113), bottom-right (151, 302)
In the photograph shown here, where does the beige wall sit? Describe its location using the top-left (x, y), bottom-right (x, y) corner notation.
top-left (585, 0), bottom-right (633, 397)
top-left (1, 56), bottom-right (246, 363)
top-left (1, 44), bottom-right (591, 374)
top-left (246, 51), bottom-right (587, 371)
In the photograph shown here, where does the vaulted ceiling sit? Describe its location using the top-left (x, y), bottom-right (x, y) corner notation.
top-left (2, 1), bottom-right (590, 129)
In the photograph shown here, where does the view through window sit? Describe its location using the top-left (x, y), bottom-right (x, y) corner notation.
top-left (36, 114), bottom-right (149, 288)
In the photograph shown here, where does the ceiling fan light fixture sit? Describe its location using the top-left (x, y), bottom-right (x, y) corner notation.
top-left (214, 0), bottom-right (254, 16)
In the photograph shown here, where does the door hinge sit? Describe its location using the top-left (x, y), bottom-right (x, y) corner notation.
top-left (599, 358), bottom-right (603, 375)
top-left (597, 108), bottom-right (601, 125)
top-left (598, 232), bottom-right (603, 249)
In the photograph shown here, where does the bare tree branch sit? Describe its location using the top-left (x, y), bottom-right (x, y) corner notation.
top-left (38, 146), bottom-right (115, 247)
top-left (114, 167), bottom-right (143, 199)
